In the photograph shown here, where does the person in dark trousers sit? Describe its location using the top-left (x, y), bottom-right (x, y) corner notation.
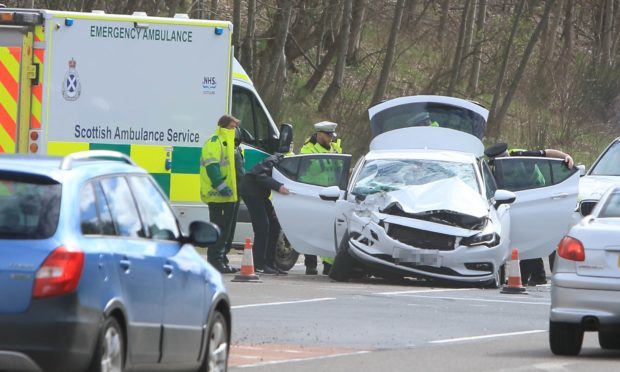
top-left (485, 142), bottom-right (574, 286)
top-left (200, 114), bottom-right (241, 274)
top-left (240, 153), bottom-right (290, 275)
top-left (223, 128), bottom-right (245, 270)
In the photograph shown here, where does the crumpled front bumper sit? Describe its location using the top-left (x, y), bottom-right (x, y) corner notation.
top-left (346, 213), bottom-right (505, 283)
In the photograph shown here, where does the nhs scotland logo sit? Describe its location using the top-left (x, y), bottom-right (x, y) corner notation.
top-left (202, 76), bottom-right (216, 95)
top-left (62, 58), bottom-right (81, 101)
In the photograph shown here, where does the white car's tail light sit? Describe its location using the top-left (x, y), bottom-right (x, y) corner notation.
top-left (33, 246), bottom-right (84, 298)
top-left (557, 236), bottom-right (585, 262)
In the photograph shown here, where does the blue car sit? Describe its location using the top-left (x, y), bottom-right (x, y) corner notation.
top-left (0, 151), bottom-right (230, 372)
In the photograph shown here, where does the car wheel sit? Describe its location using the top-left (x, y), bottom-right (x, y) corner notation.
top-left (200, 311), bottom-right (229, 372)
top-left (329, 238), bottom-right (358, 282)
top-left (274, 232), bottom-right (299, 272)
top-left (549, 321), bottom-right (583, 356)
top-left (88, 317), bottom-right (124, 372)
top-left (598, 331), bottom-right (620, 349)
top-left (484, 264), bottom-right (505, 289)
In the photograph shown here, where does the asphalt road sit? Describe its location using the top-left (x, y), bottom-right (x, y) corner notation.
top-left (224, 256), bottom-right (619, 371)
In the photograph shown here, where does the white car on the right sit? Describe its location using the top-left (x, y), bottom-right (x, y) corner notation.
top-left (550, 186), bottom-right (620, 356)
top-left (574, 137), bottom-right (620, 220)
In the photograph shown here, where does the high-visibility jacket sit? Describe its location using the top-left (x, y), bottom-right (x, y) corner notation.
top-left (200, 127), bottom-right (238, 203)
top-left (299, 136), bottom-right (343, 187)
top-left (507, 148), bottom-right (546, 187)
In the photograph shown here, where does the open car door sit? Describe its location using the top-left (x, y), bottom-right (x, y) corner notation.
top-left (271, 154), bottom-right (352, 257)
top-left (492, 157), bottom-right (579, 260)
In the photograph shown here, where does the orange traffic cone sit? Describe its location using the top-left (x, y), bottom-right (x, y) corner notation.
top-left (501, 248), bottom-right (527, 294)
top-left (232, 238), bottom-right (262, 283)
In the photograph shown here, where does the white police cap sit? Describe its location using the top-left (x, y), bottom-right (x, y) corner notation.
top-left (314, 121), bottom-right (338, 133)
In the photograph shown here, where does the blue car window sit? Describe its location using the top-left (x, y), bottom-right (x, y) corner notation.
top-left (100, 177), bottom-right (145, 238)
top-left (80, 183), bottom-right (101, 235)
top-left (128, 176), bottom-right (180, 241)
top-left (94, 182), bottom-right (116, 235)
top-left (0, 176), bottom-right (61, 239)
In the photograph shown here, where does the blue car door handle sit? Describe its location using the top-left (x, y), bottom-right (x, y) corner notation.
top-left (163, 264), bottom-right (174, 276)
top-left (119, 258), bottom-right (131, 271)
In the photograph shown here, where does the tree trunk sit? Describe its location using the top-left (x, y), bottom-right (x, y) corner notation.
top-left (319, 0), bottom-right (353, 113)
top-left (492, 0), bottom-right (556, 136)
top-left (233, 0), bottom-right (241, 60)
top-left (487, 0), bottom-right (525, 138)
top-left (240, 0), bottom-right (256, 76)
top-left (537, 0), bottom-right (562, 75)
top-left (601, 0), bottom-right (614, 67)
top-left (260, 0), bottom-right (293, 112)
top-left (209, 0), bottom-right (219, 18)
top-left (347, 0), bottom-right (368, 65)
top-left (460, 0), bottom-right (477, 83)
top-left (301, 38), bottom-right (337, 94)
top-left (468, 0), bottom-right (486, 95)
top-left (437, 0), bottom-right (450, 45)
top-left (371, 0), bottom-right (406, 104)
top-left (447, 0), bottom-right (472, 96)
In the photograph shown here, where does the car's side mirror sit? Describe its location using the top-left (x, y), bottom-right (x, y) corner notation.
top-left (494, 189), bottom-right (516, 206)
top-left (188, 221), bottom-right (220, 246)
top-left (319, 186), bottom-right (341, 201)
top-left (578, 200), bottom-right (597, 217)
top-left (277, 123), bottom-right (293, 153)
top-left (577, 164), bottom-right (586, 177)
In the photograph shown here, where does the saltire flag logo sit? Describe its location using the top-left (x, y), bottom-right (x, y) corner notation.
top-left (62, 58), bottom-right (81, 101)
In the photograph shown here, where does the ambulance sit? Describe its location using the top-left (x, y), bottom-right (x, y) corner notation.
top-left (0, 8), bottom-right (293, 238)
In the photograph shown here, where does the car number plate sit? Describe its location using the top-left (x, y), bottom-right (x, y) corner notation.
top-left (393, 247), bottom-right (441, 267)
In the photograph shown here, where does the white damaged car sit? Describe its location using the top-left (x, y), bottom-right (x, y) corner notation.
top-left (272, 96), bottom-right (579, 286)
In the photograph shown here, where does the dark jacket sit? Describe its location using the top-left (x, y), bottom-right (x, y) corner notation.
top-left (240, 154), bottom-right (284, 198)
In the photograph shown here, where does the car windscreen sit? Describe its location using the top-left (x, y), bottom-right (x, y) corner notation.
top-left (370, 102), bottom-right (486, 139)
top-left (0, 173), bottom-right (61, 239)
top-left (350, 158), bottom-right (478, 197)
top-left (590, 141), bottom-right (620, 176)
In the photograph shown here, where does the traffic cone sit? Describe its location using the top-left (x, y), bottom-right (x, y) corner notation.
top-left (232, 238), bottom-right (262, 283)
top-left (501, 248), bottom-right (527, 294)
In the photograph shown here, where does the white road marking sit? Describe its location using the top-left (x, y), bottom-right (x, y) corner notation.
top-left (430, 329), bottom-right (546, 344)
top-left (403, 294), bottom-right (550, 306)
top-left (235, 350), bottom-right (371, 368)
top-left (232, 297), bottom-right (336, 309)
top-left (374, 288), bottom-right (476, 296)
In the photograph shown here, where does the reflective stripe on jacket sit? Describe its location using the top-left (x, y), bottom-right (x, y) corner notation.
top-left (200, 127), bottom-right (237, 203)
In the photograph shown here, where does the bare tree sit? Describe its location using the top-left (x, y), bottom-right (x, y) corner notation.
top-left (371, 0), bottom-right (406, 104)
top-left (240, 0), bottom-right (256, 76)
top-left (487, 0), bottom-right (525, 138)
top-left (601, 0), bottom-right (614, 67)
top-left (259, 0), bottom-right (293, 116)
top-left (489, 0), bottom-right (557, 137)
top-left (347, 0), bottom-right (367, 65)
top-left (447, 0), bottom-right (472, 96)
top-left (437, 0), bottom-right (450, 45)
top-left (209, 0), bottom-right (218, 18)
top-left (319, 0), bottom-right (352, 113)
top-left (468, 0), bottom-right (486, 95)
top-left (233, 0), bottom-right (241, 59)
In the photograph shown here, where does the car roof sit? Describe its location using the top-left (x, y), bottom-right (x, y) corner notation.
top-left (0, 154), bottom-right (146, 183)
top-left (365, 149), bottom-right (477, 164)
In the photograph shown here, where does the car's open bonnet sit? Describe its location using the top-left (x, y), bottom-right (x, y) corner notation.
top-left (369, 126), bottom-right (484, 156)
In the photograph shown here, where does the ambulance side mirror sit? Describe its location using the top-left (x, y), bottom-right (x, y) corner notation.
top-left (277, 123), bottom-right (293, 154)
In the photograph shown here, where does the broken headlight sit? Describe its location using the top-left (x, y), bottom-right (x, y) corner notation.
top-left (460, 221), bottom-right (500, 247)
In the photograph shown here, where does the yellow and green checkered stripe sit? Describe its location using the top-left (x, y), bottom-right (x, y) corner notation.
top-left (48, 142), bottom-right (202, 202)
